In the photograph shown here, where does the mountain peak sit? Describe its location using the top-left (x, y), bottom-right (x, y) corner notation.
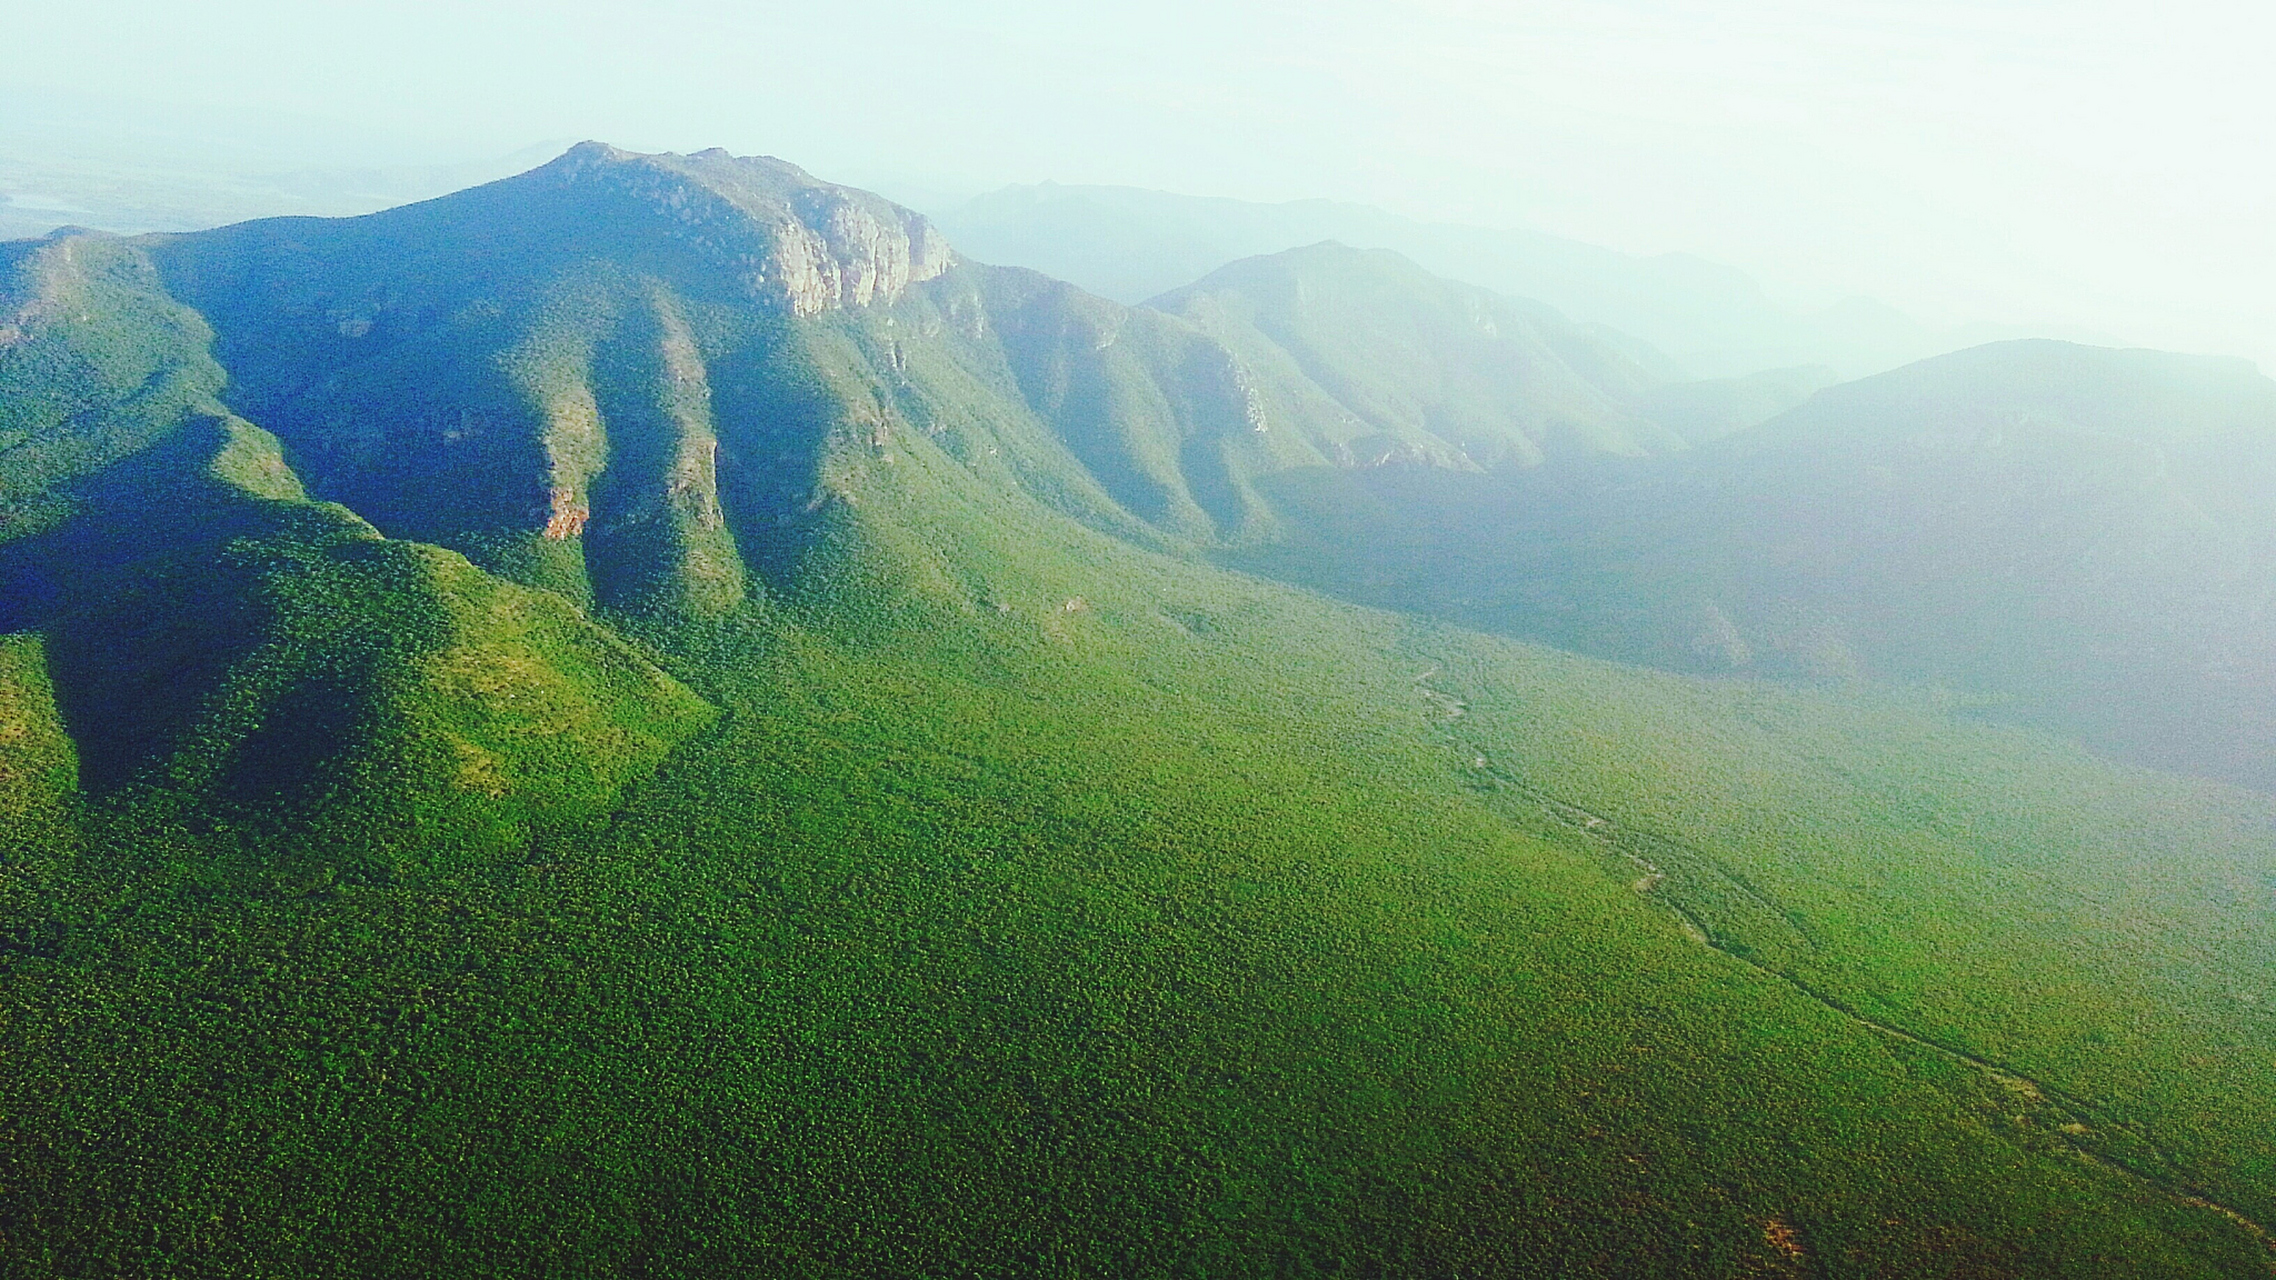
top-left (531, 142), bottom-right (953, 315)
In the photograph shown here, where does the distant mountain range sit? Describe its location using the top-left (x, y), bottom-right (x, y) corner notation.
top-left (1225, 336), bottom-right (2276, 791)
top-left (0, 111), bottom-right (2119, 383)
top-left (936, 181), bottom-right (2125, 379)
top-left (5, 143), bottom-right (2274, 1276)
top-left (934, 222), bottom-right (2276, 792)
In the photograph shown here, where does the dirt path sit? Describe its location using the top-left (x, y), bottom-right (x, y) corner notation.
top-left (1412, 668), bottom-right (1468, 721)
top-left (1404, 660), bottom-right (2276, 1264)
top-left (1573, 782), bottom-right (2274, 1257)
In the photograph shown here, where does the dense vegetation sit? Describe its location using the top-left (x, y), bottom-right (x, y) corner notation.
top-left (1228, 340), bottom-right (2276, 791)
top-left (4, 145), bottom-right (2274, 1276)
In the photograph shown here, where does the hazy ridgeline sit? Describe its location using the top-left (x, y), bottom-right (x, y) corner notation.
top-left (3, 145), bottom-right (2274, 1277)
top-left (935, 182), bottom-right (2041, 381)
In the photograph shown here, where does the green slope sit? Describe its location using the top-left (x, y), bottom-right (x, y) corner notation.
top-left (1150, 243), bottom-right (1687, 468)
top-left (12, 488), bottom-right (2275, 1277)
top-left (0, 232), bottom-right (232, 539)
top-left (4, 147), bottom-right (2275, 1276)
top-left (1237, 339), bottom-right (2276, 791)
top-left (0, 227), bottom-right (715, 879)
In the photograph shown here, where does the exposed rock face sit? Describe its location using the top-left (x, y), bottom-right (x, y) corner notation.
top-left (548, 142), bottom-right (952, 317)
top-left (542, 487), bottom-right (590, 540)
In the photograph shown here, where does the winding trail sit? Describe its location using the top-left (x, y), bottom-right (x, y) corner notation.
top-left (1407, 665), bottom-right (2276, 1265)
top-left (1411, 667), bottom-right (1468, 721)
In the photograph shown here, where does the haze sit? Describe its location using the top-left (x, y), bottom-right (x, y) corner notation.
top-left (15, 5), bottom-right (2276, 1269)
top-left (5, 0), bottom-right (2272, 365)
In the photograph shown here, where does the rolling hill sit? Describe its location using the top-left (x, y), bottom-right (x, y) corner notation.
top-left (4, 144), bottom-right (2275, 1277)
top-left (1236, 339), bottom-right (2276, 793)
top-left (932, 181), bottom-right (2103, 379)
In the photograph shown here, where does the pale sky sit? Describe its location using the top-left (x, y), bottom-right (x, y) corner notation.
top-left (5, 0), bottom-right (2271, 365)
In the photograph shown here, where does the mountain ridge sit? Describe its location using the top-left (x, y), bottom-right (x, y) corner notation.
top-left (934, 180), bottom-right (2132, 379)
top-left (1229, 333), bottom-right (2276, 790)
top-left (4, 144), bottom-right (2275, 1276)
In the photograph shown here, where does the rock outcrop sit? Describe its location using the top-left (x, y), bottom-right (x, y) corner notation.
top-left (548, 142), bottom-right (952, 317)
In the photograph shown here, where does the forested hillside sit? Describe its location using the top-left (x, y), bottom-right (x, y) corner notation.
top-left (1230, 340), bottom-right (2276, 791)
top-left (4, 145), bottom-right (2273, 1277)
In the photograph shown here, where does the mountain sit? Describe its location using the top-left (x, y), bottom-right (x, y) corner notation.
top-left (934, 182), bottom-right (2103, 380)
top-left (1234, 338), bottom-right (2276, 792)
top-left (5, 145), bottom-right (2276, 1276)
top-left (973, 241), bottom-right (1728, 547)
top-left (1149, 245), bottom-right (1687, 466)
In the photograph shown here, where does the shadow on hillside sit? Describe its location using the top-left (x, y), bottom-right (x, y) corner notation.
top-left (0, 417), bottom-right (368, 796)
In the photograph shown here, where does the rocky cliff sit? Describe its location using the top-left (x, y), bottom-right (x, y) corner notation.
top-left (547, 142), bottom-right (951, 316)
